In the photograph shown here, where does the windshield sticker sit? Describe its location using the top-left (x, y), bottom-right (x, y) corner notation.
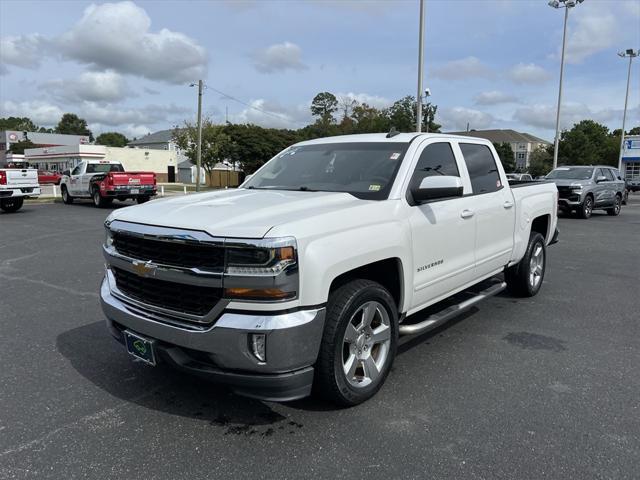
top-left (368, 184), bottom-right (381, 191)
top-left (390, 152), bottom-right (401, 160)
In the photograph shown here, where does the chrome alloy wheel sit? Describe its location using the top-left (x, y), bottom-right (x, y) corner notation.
top-left (614, 197), bottom-right (621, 214)
top-left (341, 301), bottom-right (391, 388)
top-left (529, 243), bottom-right (545, 289)
top-left (584, 197), bottom-right (593, 216)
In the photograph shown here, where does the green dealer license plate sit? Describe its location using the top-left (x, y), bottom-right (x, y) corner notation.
top-left (124, 330), bottom-right (156, 366)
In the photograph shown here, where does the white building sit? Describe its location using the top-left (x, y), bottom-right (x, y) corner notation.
top-left (622, 135), bottom-right (640, 182)
top-left (24, 145), bottom-right (179, 182)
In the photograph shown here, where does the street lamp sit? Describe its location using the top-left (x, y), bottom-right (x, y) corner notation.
top-left (548, 0), bottom-right (584, 169)
top-left (416, 0), bottom-right (425, 133)
top-left (190, 80), bottom-right (204, 191)
top-left (617, 49), bottom-right (638, 173)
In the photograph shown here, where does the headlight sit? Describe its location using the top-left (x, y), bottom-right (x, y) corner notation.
top-left (223, 237), bottom-right (298, 301)
top-left (225, 238), bottom-right (297, 276)
top-left (105, 227), bottom-right (114, 248)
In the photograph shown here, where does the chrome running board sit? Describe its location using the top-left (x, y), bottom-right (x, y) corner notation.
top-left (399, 281), bottom-right (507, 336)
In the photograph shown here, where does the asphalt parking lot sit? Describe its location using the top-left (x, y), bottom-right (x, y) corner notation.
top-left (1, 197), bottom-right (639, 479)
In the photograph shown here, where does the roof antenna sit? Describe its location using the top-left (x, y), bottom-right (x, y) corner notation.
top-left (386, 127), bottom-right (400, 138)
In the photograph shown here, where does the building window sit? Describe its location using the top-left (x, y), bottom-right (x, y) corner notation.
top-left (517, 153), bottom-right (526, 160)
top-left (518, 144), bottom-right (526, 150)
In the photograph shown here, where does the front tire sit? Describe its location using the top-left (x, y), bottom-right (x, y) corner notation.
top-left (315, 279), bottom-right (398, 406)
top-left (577, 195), bottom-right (593, 219)
top-left (606, 195), bottom-right (621, 216)
top-left (61, 186), bottom-right (74, 204)
top-left (505, 232), bottom-right (546, 297)
top-left (0, 197), bottom-right (24, 213)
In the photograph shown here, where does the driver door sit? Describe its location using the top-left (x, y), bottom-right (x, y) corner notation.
top-left (69, 163), bottom-right (85, 195)
top-left (407, 140), bottom-right (477, 311)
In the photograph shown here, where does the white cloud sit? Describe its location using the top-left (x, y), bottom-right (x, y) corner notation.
top-left (431, 57), bottom-right (491, 81)
top-left (564, 10), bottom-right (617, 64)
top-left (438, 107), bottom-right (494, 131)
top-left (508, 63), bottom-right (551, 84)
top-left (335, 92), bottom-right (391, 109)
top-left (252, 42), bottom-right (307, 73)
top-left (89, 123), bottom-right (152, 139)
top-left (0, 34), bottom-right (45, 72)
top-left (474, 90), bottom-right (518, 105)
top-left (231, 99), bottom-right (310, 128)
top-left (54, 1), bottom-right (207, 84)
top-left (512, 103), bottom-right (640, 131)
top-left (41, 70), bottom-right (131, 103)
top-left (1, 99), bottom-right (189, 129)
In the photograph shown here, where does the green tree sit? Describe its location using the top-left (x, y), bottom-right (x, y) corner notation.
top-left (173, 119), bottom-right (235, 185)
top-left (528, 145), bottom-right (554, 177)
top-left (310, 92), bottom-right (338, 124)
top-left (492, 142), bottom-right (515, 173)
top-left (7, 139), bottom-right (36, 154)
top-left (223, 123), bottom-right (300, 173)
top-left (351, 103), bottom-right (391, 133)
top-left (385, 96), bottom-right (441, 133)
top-left (95, 132), bottom-right (129, 147)
top-left (55, 113), bottom-right (93, 141)
top-left (0, 116), bottom-right (40, 132)
top-left (558, 120), bottom-right (614, 166)
top-left (628, 126), bottom-right (640, 136)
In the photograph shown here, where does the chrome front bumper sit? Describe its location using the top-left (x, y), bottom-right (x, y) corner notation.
top-left (100, 275), bottom-right (325, 400)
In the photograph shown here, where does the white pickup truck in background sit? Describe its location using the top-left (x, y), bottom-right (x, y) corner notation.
top-left (0, 167), bottom-right (41, 213)
top-left (100, 133), bottom-right (558, 405)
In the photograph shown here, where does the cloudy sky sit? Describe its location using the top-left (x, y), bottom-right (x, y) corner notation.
top-left (1, 0), bottom-right (639, 140)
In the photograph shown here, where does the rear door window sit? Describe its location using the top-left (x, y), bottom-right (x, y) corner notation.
top-left (460, 143), bottom-right (502, 194)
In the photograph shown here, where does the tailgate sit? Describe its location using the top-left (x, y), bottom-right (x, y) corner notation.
top-left (109, 172), bottom-right (156, 187)
top-left (3, 169), bottom-right (39, 186)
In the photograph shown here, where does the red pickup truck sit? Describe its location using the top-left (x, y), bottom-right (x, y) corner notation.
top-left (60, 160), bottom-right (157, 208)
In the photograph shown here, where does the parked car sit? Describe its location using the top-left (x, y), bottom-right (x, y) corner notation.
top-left (38, 170), bottom-right (62, 185)
top-left (546, 165), bottom-right (626, 218)
top-left (100, 133), bottom-right (559, 405)
top-left (627, 178), bottom-right (640, 192)
top-left (0, 167), bottom-right (41, 213)
top-left (60, 160), bottom-right (157, 208)
top-left (506, 173), bottom-right (533, 182)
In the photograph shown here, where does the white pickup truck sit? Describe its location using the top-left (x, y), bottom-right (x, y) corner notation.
top-left (0, 167), bottom-right (41, 213)
top-left (100, 133), bottom-right (558, 405)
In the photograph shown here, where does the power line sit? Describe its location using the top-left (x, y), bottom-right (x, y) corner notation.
top-left (204, 85), bottom-right (293, 125)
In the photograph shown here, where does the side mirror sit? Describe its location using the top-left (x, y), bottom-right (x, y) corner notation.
top-left (62, 170), bottom-right (71, 177)
top-left (595, 175), bottom-right (607, 183)
top-left (411, 175), bottom-right (463, 204)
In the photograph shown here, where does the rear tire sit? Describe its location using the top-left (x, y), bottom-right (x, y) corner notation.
top-left (505, 232), bottom-right (546, 297)
top-left (606, 195), bottom-right (621, 216)
top-left (0, 197), bottom-right (24, 213)
top-left (61, 186), bottom-right (74, 204)
top-left (315, 279), bottom-right (398, 407)
top-left (92, 187), bottom-right (111, 208)
top-left (577, 195), bottom-right (593, 219)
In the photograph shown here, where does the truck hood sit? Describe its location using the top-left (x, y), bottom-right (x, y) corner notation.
top-left (107, 188), bottom-right (365, 238)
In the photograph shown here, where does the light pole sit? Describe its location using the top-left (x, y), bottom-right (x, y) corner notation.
top-left (416, 0), bottom-right (425, 132)
top-left (617, 49), bottom-right (638, 173)
top-left (190, 80), bottom-right (204, 191)
top-left (548, 0), bottom-right (583, 169)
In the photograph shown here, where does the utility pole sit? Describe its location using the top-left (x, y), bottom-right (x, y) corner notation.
top-left (416, 0), bottom-right (425, 133)
top-left (617, 49), bottom-right (637, 173)
top-left (195, 79), bottom-right (203, 192)
top-left (549, 0), bottom-right (583, 170)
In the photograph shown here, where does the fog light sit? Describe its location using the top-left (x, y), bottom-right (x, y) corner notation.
top-left (250, 333), bottom-right (266, 363)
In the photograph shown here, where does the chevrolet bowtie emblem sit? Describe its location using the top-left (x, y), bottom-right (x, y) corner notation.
top-left (132, 260), bottom-right (157, 277)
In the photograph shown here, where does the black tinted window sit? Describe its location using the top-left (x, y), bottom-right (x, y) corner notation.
top-left (87, 163), bottom-right (124, 174)
top-left (410, 142), bottom-right (459, 189)
top-left (460, 143), bottom-right (502, 194)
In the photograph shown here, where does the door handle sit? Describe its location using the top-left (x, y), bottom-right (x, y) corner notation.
top-left (460, 209), bottom-right (475, 219)
top-left (503, 201), bottom-right (514, 209)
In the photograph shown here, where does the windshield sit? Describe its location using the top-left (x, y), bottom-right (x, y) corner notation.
top-left (243, 142), bottom-right (409, 200)
top-left (546, 167), bottom-right (593, 180)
